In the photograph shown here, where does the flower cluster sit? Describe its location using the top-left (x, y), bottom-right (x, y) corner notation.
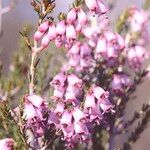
top-left (124, 7), bottom-right (149, 70)
top-left (50, 72), bottom-right (113, 148)
top-left (30, 1), bottom-right (150, 148)
top-left (4, 1), bottom-right (149, 150)
top-left (22, 94), bottom-right (49, 141)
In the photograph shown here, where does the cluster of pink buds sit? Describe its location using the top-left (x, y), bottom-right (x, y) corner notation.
top-left (33, 0), bottom-right (109, 52)
top-left (33, 7), bottom-right (88, 51)
top-left (0, 138), bottom-right (14, 150)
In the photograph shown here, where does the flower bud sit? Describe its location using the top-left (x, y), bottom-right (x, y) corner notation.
top-left (47, 23), bottom-right (56, 40)
top-left (56, 20), bottom-right (66, 36)
top-left (66, 24), bottom-right (77, 41)
top-left (34, 31), bottom-right (44, 41)
top-left (67, 8), bottom-right (77, 24)
top-left (78, 9), bottom-right (87, 25)
top-left (38, 21), bottom-right (49, 33)
top-left (41, 35), bottom-right (50, 49)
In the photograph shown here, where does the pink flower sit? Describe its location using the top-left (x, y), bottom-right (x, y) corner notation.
top-left (127, 46), bottom-right (146, 69)
top-left (73, 108), bottom-right (86, 123)
top-left (53, 87), bottom-right (65, 101)
top-left (92, 86), bottom-right (109, 100)
top-left (80, 43), bottom-right (92, 57)
top-left (78, 9), bottom-right (87, 25)
top-left (97, 0), bottom-right (107, 14)
top-left (99, 99), bottom-right (113, 113)
top-left (34, 31), bottom-right (44, 41)
top-left (67, 42), bottom-right (80, 56)
top-left (47, 23), bottom-right (56, 40)
top-left (85, 0), bottom-right (98, 13)
top-left (84, 94), bottom-right (96, 111)
top-left (0, 138), bottom-right (14, 150)
top-left (67, 8), bottom-right (77, 24)
top-left (65, 88), bottom-right (77, 104)
top-left (54, 103), bottom-right (65, 117)
top-left (38, 21), bottom-right (49, 33)
top-left (66, 24), bottom-right (77, 41)
top-left (74, 122), bottom-right (89, 141)
top-left (89, 105), bottom-right (102, 124)
top-left (80, 56), bottom-right (92, 69)
top-left (62, 124), bottom-right (74, 140)
top-left (95, 36), bottom-right (107, 59)
top-left (56, 20), bottom-right (66, 36)
top-left (68, 55), bottom-right (80, 67)
top-left (129, 8), bottom-right (148, 32)
top-left (41, 35), bottom-right (50, 49)
top-left (85, 0), bottom-right (107, 15)
top-left (25, 94), bottom-right (45, 108)
top-left (61, 111), bottom-right (72, 127)
top-left (50, 72), bottom-right (67, 89)
top-left (67, 74), bottom-right (82, 88)
top-left (110, 74), bottom-right (122, 92)
top-left (23, 102), bottom-right (42, 120)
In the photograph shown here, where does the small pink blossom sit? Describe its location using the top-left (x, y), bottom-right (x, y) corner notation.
top-left (38, 21), bottom-right (49, 33)
top-left (67, 8), bottom-right (77, 24)
top-left (34, 31), bottom-right (44, 41)
top-left (0, 138), bottom-right (14, 150)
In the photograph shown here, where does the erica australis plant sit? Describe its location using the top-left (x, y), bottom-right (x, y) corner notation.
top-left (0, 0), bottom-right (150, 150)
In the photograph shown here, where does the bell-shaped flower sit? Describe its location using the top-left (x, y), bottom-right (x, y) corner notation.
top-left (66, 24), bottom-right (77, 41)
top-left (25, 94), bottom-right (45, 108)
top-left (73, 107), bottom-right (86, 123)
top-left (85, 0), bottom-right (98, 13)
top-left (62, 124), bottom-right (74, 140)
top-left (68, 54), bottom-right (80, 67)
top-left (92, 86), bottom-right (109, 100)
top-left (38, 21), bottom-right (49, 33)
top-left (47, 23), bottom-right (56, 40)
top-left (77, 9), bottom-right (87, 25)
top-left (41, 35), bottom-right (50, 49)
top-left (80, 43), bottom-right (92, 57)
top-left (0, 138), bottom-right (14, 150)
top-left (84, 94), bottom-right (96, 111)
top-left (99, 99), bottom-right (114, 113)
top-left (67, 8), bottom-right (77, 24)
top-left (53, 87), bottom-right (65, 101)
top-left (61, 111), bottom-right (72, 127)
top-left (23, 102), bottom-right (42, 121)
top-left (89, 105), bottom-right (102, 124)
top-left (54, 103), bottom-right (65, 117)
top-left (50, 72), bottom-right (67, 89)
top-left (56, 20), bottom-right (66, 36)
top-left (110, 74), bottom-right (122, 92)
top-left (67, 42), bottom-right (80, 56)
top-left (74, 122), bottom-right (89, 141)
top-left (67, 74), bottom-right (82, 88)
top-left (65, 88), bottom-right (78, 105)
top-left (95, 37), bottom-right (107, 59)
top-left (34, 31), bottom-right (44, 41)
